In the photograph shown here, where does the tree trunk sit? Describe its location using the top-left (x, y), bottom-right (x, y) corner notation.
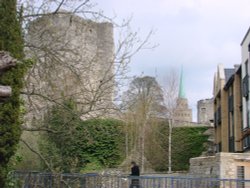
top-left (125, 122), bottom-right (129, 158)
top-left (168, 118), bottom-right (172, 174)
top-left (0, 86), bottom-right (12, 97)
top-left (0, 51), bottom-right (17, 100)
top-left (0, 51), bottom-right (17, 72)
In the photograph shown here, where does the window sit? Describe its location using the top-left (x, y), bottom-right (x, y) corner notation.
top-left (216, 142), bottom-right (222, 152)
top-left (228, 95), bottom-right (234, 112)
top-left (246, 100), bottom-right (250, 129)
top-left (243, 135), bottom-right (250, 150)
top-left (242, 75), bottom-right (249, 98)
top-left (237, 166), bottom-right (245, 188)
top-left (245, 59), bottom-right (248, 76)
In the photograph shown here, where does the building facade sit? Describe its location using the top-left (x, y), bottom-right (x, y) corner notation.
top-left (174, 98), bottom-right (193, 123)
top-left (241, 27), bottom-right (250, 151)
top-left (190, 27), bottom-right (250, 180)
top-left (213, 64), bottom-right (242, 152)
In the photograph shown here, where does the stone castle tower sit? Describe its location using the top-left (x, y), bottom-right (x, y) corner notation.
top-left (18, 13), bottom-right (115, 169)
top-left (173, 68), bottom-right (193, 123)
top-left (24, 12), bottom-right (115, 122)
top-left (197, 98), bottom-right (214, 124)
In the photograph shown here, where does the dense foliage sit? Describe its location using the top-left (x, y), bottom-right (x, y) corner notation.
top-left (0, 0), bottom-right (28, 186)
top-left (146, 121), bottom-right (209, 172)
top-left (39, 100), bottom-right (125, 173)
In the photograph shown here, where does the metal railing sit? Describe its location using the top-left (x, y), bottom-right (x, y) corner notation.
top-left (11, 171), bottom-right (250, 188)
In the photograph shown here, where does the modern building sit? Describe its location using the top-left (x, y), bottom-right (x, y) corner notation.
top-left (224, 65), bottom-right (242, 153)
top-left (241, 27), bottom-right (250, 151)
top-left (213, 64), bottom-right (242, 152)
top-left (190, 27), bottom-right (250, 180)
top-left (197, 98), bottom-right (213, 124)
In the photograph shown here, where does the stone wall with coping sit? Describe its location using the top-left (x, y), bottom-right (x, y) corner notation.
top-left (189, 152), bottom-right (250, 179)
top-left (189, 156), bottom-right (218, 177)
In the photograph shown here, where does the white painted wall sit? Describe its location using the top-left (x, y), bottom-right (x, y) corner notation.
top-left (241, 29), bottom-right (250, 129)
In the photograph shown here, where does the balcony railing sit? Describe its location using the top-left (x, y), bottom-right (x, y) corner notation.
top-left (11, 171), bottom-right (250, 188)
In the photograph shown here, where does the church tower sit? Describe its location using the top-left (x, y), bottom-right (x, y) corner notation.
top-left (174, 67), bottom-right (193, 123)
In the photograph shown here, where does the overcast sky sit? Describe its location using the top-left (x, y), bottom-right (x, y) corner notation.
top-left (95, 0), bottom-right (250, 121)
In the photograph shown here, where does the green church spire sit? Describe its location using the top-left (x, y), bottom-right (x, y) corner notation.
top-left (178, 66), bottom-right (186, 98)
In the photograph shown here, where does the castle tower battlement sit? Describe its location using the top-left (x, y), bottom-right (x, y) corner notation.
top-left (24, 12), bottom-right (115, 122)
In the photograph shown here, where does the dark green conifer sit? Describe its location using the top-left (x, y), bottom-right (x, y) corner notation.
top-left (0, 0), bottom-right (25, 186)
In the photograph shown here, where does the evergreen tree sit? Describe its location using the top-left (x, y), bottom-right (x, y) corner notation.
top-left (0, 0), bottom-right (25, 186)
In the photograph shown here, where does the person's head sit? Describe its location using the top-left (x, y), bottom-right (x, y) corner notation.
top-left (131, 161), bottom-right (136, 167)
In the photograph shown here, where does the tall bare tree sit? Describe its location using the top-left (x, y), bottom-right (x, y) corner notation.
top-left (123, 76), bottom-right (164, 173)
top-left (162, 69), bottom-right (179, 173)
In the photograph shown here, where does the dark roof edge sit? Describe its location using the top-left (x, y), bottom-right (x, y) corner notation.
top-left (241, 26), bottom-right (250, 46)
top-left (224, 65), bottom-right (241, 90)
top-left (236, 64), bottom-right (242, 74)
top-left (224, 75), bottom-right (234, 90)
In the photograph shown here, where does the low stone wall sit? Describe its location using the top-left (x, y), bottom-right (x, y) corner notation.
top-left (189, 156), bottom-right (218, 177)
top-left (189, 152), bottom-right (250, 179)
top-left (218, 152), bottom-right (236, 179)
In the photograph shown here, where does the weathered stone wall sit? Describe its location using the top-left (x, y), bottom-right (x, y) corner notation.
top-left (218, 152), bottom-right (250, 179)
top-left (17, 13), bottom-right (115, 170)
top-left (189, 152), bottom-right (250, 179)
top-left (197, 98), bottom-right (213, 124)
top-left (24, 12), bottom-right (115, 124)
top-left (189, 156), bottom-right (218, 177)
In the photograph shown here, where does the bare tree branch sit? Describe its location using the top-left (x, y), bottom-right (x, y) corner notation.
top-left (0, 51), bottom-right (17, 73)
top-left (21, 125), bottom-right (59, 133)
top-left (0, 51), bottom-right (17, 99)
top-left (53, 0), bottom-right (66, 14)
top-left (20, 138), bottom-right (55, 173)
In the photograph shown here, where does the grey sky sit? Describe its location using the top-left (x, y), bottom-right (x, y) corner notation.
top-left (96, 0), bottom-right (250, 121)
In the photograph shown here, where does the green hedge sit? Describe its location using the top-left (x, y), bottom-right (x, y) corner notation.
top-left (146, 122), bottom-right (209, 172)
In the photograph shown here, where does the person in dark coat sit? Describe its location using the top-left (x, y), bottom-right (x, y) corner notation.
top-left (130, 161), bottom-right (140, 188)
